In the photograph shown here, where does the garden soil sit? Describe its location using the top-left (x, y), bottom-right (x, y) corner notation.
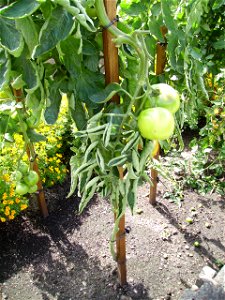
top-left (0, 154), bottom-right (224, 300)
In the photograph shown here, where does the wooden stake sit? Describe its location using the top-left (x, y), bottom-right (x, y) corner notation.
top-left (13, 89), bottom-right (49, 218)
top-left (103, 0), bottom-right (120, 104)
top-left (149, 26), bottom-right (168, 205)
top-left (102, 0), bottom-right (127, 286)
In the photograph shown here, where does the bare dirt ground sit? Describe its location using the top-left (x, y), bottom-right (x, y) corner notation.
top-left (0, 156), bottom-right (224, 300)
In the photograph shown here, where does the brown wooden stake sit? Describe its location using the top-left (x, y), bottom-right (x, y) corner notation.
top-left (103, 0), bottom-right (120, 104)
top-left (13, 89), bottom-right (49, 218)
top-left (102, 0), bottom-right (127, 286)
top-left (149, 26), bottom-right (168, 205)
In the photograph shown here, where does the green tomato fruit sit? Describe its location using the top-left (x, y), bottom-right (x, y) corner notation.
top-left (28, 184), bottom-right (38, 193)
top-left (18, 162), bottom-right (29, 174)
top-left (24, 170), bottom-right (39, 187)
top-left (145, 83), bottom-right (180, 114)
top-left (138, 107), bottom-right (175, 140)
top-left (13, 170), bottom-right (23, 181)
top-left (16, 182), bottom-right (29, 195)
top-left (86, 6), bottom-right (97, 18)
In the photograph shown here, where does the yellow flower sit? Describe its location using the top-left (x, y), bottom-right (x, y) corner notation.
top-left (2, 200), bottom-right (8, 205)
top-left (3, 174), bottom-right (10, 182)
top-left (42, 178), bottom-right (46, 183)
top-left (48, 158), bottom-right (53, 162)
top-left (57, 144), bottom-right (62, 148)
top-left (47, 137), bottom-right (57, 143)
top-left (56, 159), bottom-right (61, 163)
top-left (20, 204), bottom-right (28, 211)
top-left (57, 176), bottom-right (60, 180)
top-left (56, 154), bottom-right (62, 158)
top-left (8, 200), bottom-right (14, 205)
top-left (5, 210), bottom-right (10, 216)
top-left (8, 215), bottom-right (15, 220)
top-left (15, 198), bottom-right (20, 204)
top-left (0, 217), bottom-right (6, 222)
top-left (10, 192), bottom-right (15, 197)
top-left (54, 167), bottom-right (60, 174)
top-left (2, 193), bottom-right (7, 200)
top-left (11, 210), bottom-right (16, 215)
top-left (49, 166), bottom-right (54, 172)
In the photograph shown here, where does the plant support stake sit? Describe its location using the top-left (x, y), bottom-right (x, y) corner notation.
top-left (102, 0), bottom-right (127, 285)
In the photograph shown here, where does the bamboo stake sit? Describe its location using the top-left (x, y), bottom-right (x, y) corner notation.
top-left (149, 26), bottom-right (168, 205)
top-left (13, 89), bottom-right (49, 218)
top-left (102, 0), bottom-right (127, 286)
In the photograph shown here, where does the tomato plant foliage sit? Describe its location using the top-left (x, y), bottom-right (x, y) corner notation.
top-left (1, 0), bottom-right (224, 255)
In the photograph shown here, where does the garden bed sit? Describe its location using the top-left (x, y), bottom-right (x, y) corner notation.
top-left (0, 163), bottom-right (224, 300)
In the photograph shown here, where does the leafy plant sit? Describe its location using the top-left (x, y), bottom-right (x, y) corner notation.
top-left (0, 0), bottom-right (224, 259)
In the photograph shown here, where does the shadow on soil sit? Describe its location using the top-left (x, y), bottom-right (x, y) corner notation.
top-left (0, 190), bottom-right (151, 300)
top-left (155, 201), bottom-right (223, 270)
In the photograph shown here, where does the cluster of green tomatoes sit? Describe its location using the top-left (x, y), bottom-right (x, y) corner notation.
top-left (138, 83), bottom-right (180, 140)
top-left (13, 162), bottom-right (39, 195)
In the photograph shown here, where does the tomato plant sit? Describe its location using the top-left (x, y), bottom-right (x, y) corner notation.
top-left (1, 0), bottom-right (223, 261)
top-left (0, 0), bottom-right (179, 258)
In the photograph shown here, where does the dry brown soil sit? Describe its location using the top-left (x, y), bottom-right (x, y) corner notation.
top-left (0, 160), bottom-right (224, 300)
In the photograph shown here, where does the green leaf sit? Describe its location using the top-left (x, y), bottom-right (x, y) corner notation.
top-left (212, 0), bottom-right (225, 9)
top-left (0, 17), bottom-right (24, 57)
top-left (27, 129), bottom-right (46, 142)
top-left (25, 88), bottom-right (41, 110)
top-left (167, 33), bottom-right (179, 71)
top-left (32, 6), bottom-right (74, 58)
top-left (161, 0), bottom-right (177, 32)
top-left (108, 154), bottom-right (128, 167)
top-left (44, 80), bottom-right (62, 124)
top-left (84, 54), bottom-right (99, 72)
top-left (69, 94), bottom-right (87, 130)
top-left (213, 39), bottom-right (225, 50)
top-left (148, 19), bottom-right (165, 42)
top-left (76, 68), bottom-right (104, 107)
top-left (0, 0), bottom-right (40, 18)
top-left (186, 0), bottom-right (209, 33)
top-left (189, 47), bottom-right (203, 61)
top-left (11, 74), bottom-right (25, 89)
top-left (16, 17), bottom-right (39, 56)
top-left (120, 2), bottom-right (148, 16)
top-left (127, 179), bottom-right (138, 213)
top-left (13, 48), bottom-right (39, 92)
top-left (60, 36), bottom-right (82, 79)
top-left (0, 48), bottom-right (10, 89)
top-left (4, 132), bottom-right (14, 142)
top-left (90, 83), bottom-right (121, 104)
top-left (79, 176), bottom-right (100, 213)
